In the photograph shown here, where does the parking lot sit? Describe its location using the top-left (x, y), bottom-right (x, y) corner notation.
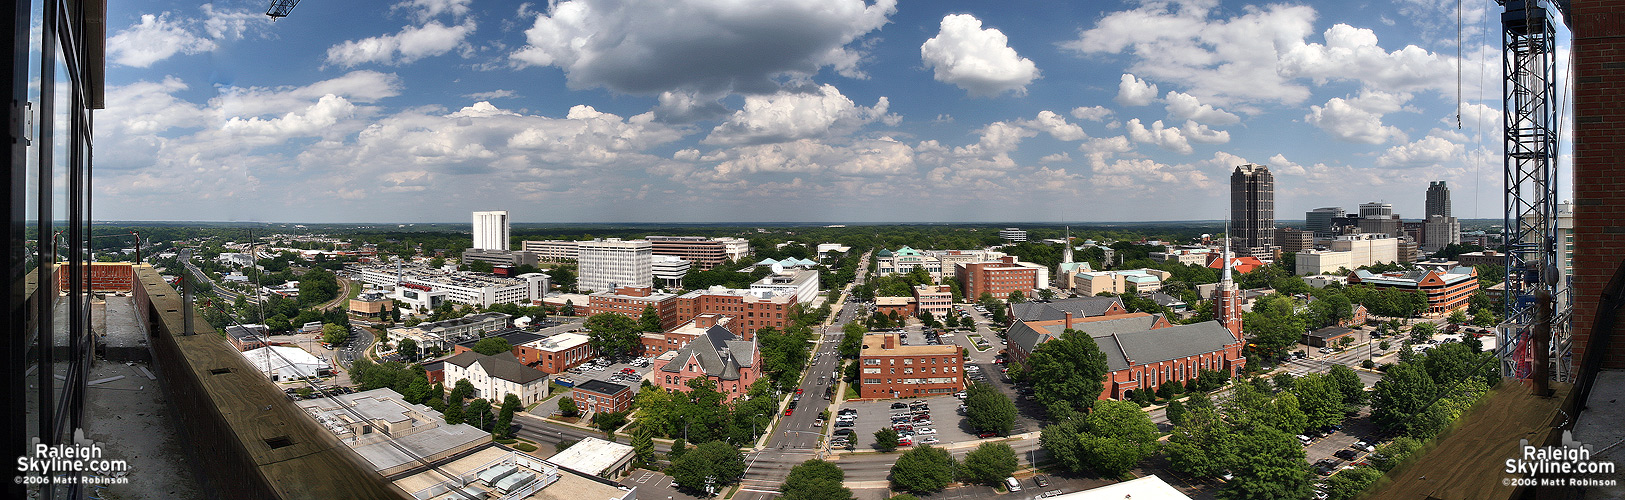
top-left (1301, 408), bottom-right (1385, 480)
top-left (555, 355), bottom-right (654, 397)
top-left (832, 394), bottom-right (973, 450)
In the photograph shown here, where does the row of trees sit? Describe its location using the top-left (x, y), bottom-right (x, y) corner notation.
top-left (632, 378), bottom-right (777, 447)
top-left (886, 442), bottom-right (1021, 493)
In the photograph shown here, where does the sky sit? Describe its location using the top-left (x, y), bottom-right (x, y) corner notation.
top-left (94, 0), bottom-right (1572, 224)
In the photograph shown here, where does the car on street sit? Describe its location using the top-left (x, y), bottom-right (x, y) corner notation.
top-left (914, 427), bottom-right (936, 435)
top-left (920, 436), bottom-right (939, 444)
top-left (897, 437), bottom-right (913, 447)
top-left (784, 408), bottom-right (794, 416)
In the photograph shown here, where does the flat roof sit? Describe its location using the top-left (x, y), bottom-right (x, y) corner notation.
top-left (860, 333), bottom-right (960, 357)
top-left (574, 379), bottom-right (630, 396)
top-left (522, 332), bottom-right (590, 352)
top-left (546, 437), bottom-right (635, 476)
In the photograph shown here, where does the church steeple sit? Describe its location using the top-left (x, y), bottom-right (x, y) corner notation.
top-left (1062, 226), bottom-right (1073, 264)
top-left (1216, 211), bottom-right (1244, 342)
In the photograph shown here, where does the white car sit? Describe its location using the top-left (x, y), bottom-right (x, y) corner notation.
top-left (920, 436), bottom-right (940, 444)
top-left (914, 427), bottom-right (937, 435)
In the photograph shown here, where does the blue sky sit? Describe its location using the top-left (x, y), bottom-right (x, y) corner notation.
top-left (95, 0), bottom-right (1570, 224)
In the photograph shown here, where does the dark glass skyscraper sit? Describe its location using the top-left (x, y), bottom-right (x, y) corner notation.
top-left (1426, 181), bottom-right (1451, 219)
top-left (1230, 164), bottom-right (1274, 252)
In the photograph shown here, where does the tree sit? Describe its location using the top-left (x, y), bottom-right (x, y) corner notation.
top-left (1041, 400), bottom-right (1158, 478)
top-left (874, 427), bottom-right (900, 452)
top-left (495, 394), bottom-right (520, 439)
top-left (781, 459), bottom-right (853, 500)
top-left (558, 396), bottom-right (579, 418)
top-left (443, 397), bottom-right (465, 425)
top-left (631, 426), bottom-right (656, 467)
top-left (1038, 288), bottom-right (1056, 301)
top-left (397, 338), bottom-right (419, 360)
top-left (1165, 398), bottom-right (1188, 426)
top-left (633, 387), bottom-right (676, 437)
top-left (1272, 372), bottom-right (1296, 392)
top-left (585, 313), bottom-right (642, 359)
top-left (638, 304), bottom-right (662, 333)
top-left (960, 442), bottom-right (1018, 487)
top-left (668, 438), bottom-right (687, 462)
top-left (465, 398), bottom-right (493, 429)
top-left (1007, 290), bottom-right (1026, 303)
top-left (965, 382), bottom-right (1017, 436)
top-left (322, 323), bottom-right (348, 345)
top-left (1165, 406), bottom-right (1238, 479)
top-left (297, 268), bottom-right (340, 306)
top-left (1217, 425), bottom-right (1314, 500)
top-left (468, 260), bottom-right (495, 273)
top-left (1323, 466), bottom-right (1382, 499)
top-left (593, 411), bottom-right (629, 436)
top-left (1326, 365), bottom-right (1368, 407)
top-left (1447, 309), bottom-right (1468, 326)
top-left (428, 257), bottom-right (445, 268)
top-left (1409, 322), bottom-right (1438, 343)
top-left (1369, 436), bottom-right (1424, 472)
top-left (1156, 380), bottom-right (1182, 400)
top-left (888, 445), bottom-right (958, 493)
top-left (472, 337), bottom-right (512, 356)
top-left (1292, 373), bottom-right (1345, 431)
top-left (1370, 362), bottom-right (1437, 436)
top-left (668, 440), bottom-right (746, 494)
top-left (1026, 329), bottom-right (1110, 418)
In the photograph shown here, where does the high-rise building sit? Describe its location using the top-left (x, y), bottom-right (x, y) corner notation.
top-left (472, 211), bottom-right (510, 251)
top-left (999, 228), bottom-right (1028, 242)
top-left (1357, 202), bottom-right (1402, 237)
top-left (1305, 207), bottom-right (1345, 238)
top-left (1230, 164), bottom-right (1275, 252)
top-left (1422, 215), bottom-right (1461, 253)
top-left (577, 239), bottom-right (653, 292)
top-left (1358, 202), bottom-right (1393, 218)
top-left (1274, 227), bottom-right (1314, 253)
top-left (1426, 181), bottom-right (1452, 219)
top-left (647, 236), bottom-right (728, 270)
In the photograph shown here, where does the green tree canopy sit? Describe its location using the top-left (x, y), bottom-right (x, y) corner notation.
top-left (558, 396), bottom-right (579, 418)
top-left (781, 459), bottom-right (853, 500)
top-left (874, 427), bottom-right (900, 452)
top-left (472, 337), bottom-right (512, 356)
top-left (888, 445), bottom-right (958, 493)
top-left (1027, 328), bottom-right (1110, 418)
top-left (1165, 406), bottom-right (1238, 479)
top-left (1371, 362), bottom-right (1438, 436)
top-left (960, 442), bottom-right (1019, 486)
top-left (585, 313), bottom-right (642, 359)
top-left (668, 440), bottom-right (746, 495)
top-left (1217, 425), bottom-right (1314, 500)
top-left (1292, 373), bottom-right (1346, 431)
top-left (638, 304), bottom-right (662, 333)
top-left (965, 382), bottom-right (1017, 436)
top-left (1040, 400), bottom-right (1159, 477)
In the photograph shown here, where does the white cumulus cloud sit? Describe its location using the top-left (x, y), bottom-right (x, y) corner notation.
top-left (1305, 90), bottom-right (1409, 144)
top-left (107, 13), bottom-right (217, 67)
top-left (703, 84), bottom-right (891, 146)
top-left (919, 14), bottom-right (1040, 97)
top-left (1126, 118), bottom-right (1192, 154)
top-left (1070, 106), bottom-right (1113, 122)
top-left (326, 20), bottom-right (476, 67)
top-left (1115, 74), bottom-right (1159, 107)
top-left (1164, 91), bottom-right (1239, 125)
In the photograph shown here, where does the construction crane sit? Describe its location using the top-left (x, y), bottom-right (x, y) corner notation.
top-left (1496, 0), bottom-right (1571, 389)
top-left (266, 0), bottom-right (302, 19)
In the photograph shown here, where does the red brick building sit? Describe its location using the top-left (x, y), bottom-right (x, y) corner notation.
top-left (955, 256), bottom-right (1041, 301)
top-left (511, 332), bottom-right (594, 374)
top-left (872, 296), bottom-right (915, 318)
top-left (857, 333), bottom-right (963, 399)
top-left (1005, 312), bottom-right (1170, 367)
top-left (647, 236), bottom-right (728, 270)
top-left (59, 262), bottom-right (135, 292)
top-left (641, 314), bottom-right (730, 357)
top-left (1346, 267), bottom-right (1480, 315)
top-left (1572, 0), bottom-right (1625, 371)
top-left (572, 379), bottom-right (634, 414)
top-left (673, 287), bottom-right (798, 340)
top-left (651, 321), bottom-right (761, 402)
top-left (588, 286), bottom-right (681, 330)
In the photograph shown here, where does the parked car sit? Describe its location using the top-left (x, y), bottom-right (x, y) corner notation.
top-left (784, 408), bottom-right (794, 416)
top-left (891, 402), bottom-right (909, 409)
top-left (1352, 441), bottom-right (1375, 452)
top-left (1033, 475), bottom-right (1050, 488)
top-left (1334, 449), bottom-right (1359, 460)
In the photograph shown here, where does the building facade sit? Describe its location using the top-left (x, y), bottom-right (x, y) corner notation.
top-left (651, 322), bottom-right (761, 402)
top-left (641, 314), bottom-right (731, 357)
top-left (1231, 164), bottom-right (1275, 252)
top-left (673, 287), bottom-right (797, 339)
top-left (1274, 227), bottom-right (1314, 253)
top-left (1346, 267), bottom-right (1480, 315)
top-left (647, 236), bottom-right (728, 270)
top-left (1422, 215), bottom-right (1461, 253)
top-left (1305, 207), bottom-right (1346, 238)
top-left (572, 380), bottom-right (634, 415)
top-left (577, 239), bottom-right (653, 292)
top-left (999, 228), bottom-right (1028, 242)
top-left (461, 248), bottom-right (539, 268)
top-left (1426, 181), bottom-right (1451, 219)
top-left (956, 256), bottom-right (1042, 301)
top-left (513, 332), bottom-right (594, 374)
top-left (651, 256), bottom-right (690, 288)
top-left (521, 240), bottom-right (580, 261)
top-left (858, 333), bottom-right (964, 399)
top-left (750, 268), bottom-right (820, 306)
top-left (441, 351), bottom-right (551, 405)
top-left (912, 284), bottom-right (953, 318)
top-left (472, 211), bottom-right (510, 251)
top-left (388, 312), bottom-right (512, 350)
top-left (588, 286), bottom-right (682, 331)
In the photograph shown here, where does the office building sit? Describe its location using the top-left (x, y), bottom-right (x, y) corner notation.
top-left (548, 437), bottom-right (636, 478)
top-left (718, 237), bottom-right (752, 261)
top-left (441, 351), bottom-right (551, 405)
top-left (956, 256), bottom-right (1044, 301)
top-left (472, 211), bottom-right (511, 251)
top-left (1422, 215), bottom-right (1461, 253)
top-left (577, 239), bottom-right (653, 292)
top-left (652, 255), bottom-right (690, 288)
top-left (461, 248), bottom-right (539, 268)
top-left (512, 332), bottom-right (594, 374)
top-left (858, 333), bottom-right (964, 399)
top-left (388, 312), bottom-right (513, 351)
top-left (647, 236), bottom-right (729, 270)
top-left (1329, 234), bottom-right (1400, 265)
top-left (642, 314), bottom-right (733, 357)
top-left (651, 321), bottom-right (761, 402)
top-left (355, 263), bottom-right (549, 308)
top-left (588, 286), bottom-right (682, 331)
top-left (522, 239), bottom-right (581, 261)
top-left (1296, 249), bottom-right (1354, 275)
top-left (999, 228), bottom-right (1028, 242)
top-left (1071, 269), bottom-right (1169, 296)
top-left (1231, 164), bottom-right (1275, 253)
top-left (1274, 227), bottom-right (1315, 253)
top-left (1359, 202), bottom-right (1394, 218)
top-left (1426, 181), bottom-right (1452, 219)
top-left (1305, 207), bottom-right (1346, 238)
top-left (1347, 267), bottom-right (1481, 315)
top-left (1149, 248), bottom-right (1211, 266)
top-left (750, 268), bottom-right (821, 306)
top-left (571, 381), bottom-right (634, 416)
top-left (1358, 214), bottom-right (1403, 238)
top-left (673, 287), bottom-right (798, 339)
top-left (913, 284), bottom-right (954, 318)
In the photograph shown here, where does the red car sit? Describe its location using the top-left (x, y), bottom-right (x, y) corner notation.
top-left (784, 408), bottom-right (794, 416)
top-left (796, 388), bottom-right (803, 395)
top-left (621, 368), bottom-right (636, 374)
top-left (978, 431), bottom-right (997, 438)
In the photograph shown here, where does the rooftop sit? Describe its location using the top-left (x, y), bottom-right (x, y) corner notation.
top-left (546, 437), bottom-right (635, 477)
top-left (573, 379), bottom-right (630, 396)
top-left (522, 332), bottom-right (590, 352)
top-left (860, 333), bottom-right (960, 357)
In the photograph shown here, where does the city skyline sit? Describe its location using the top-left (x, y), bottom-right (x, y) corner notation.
top-left (97, 0), bottom-right (1571, 223)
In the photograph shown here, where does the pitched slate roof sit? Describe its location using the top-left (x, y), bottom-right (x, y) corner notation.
top-left (1009, 296), bottom-right (1124, 322)
top-left (1092, 321), bottom-right (1240, 371)
top-left (1007, 314), bottom-right (1162, 355)
top-left (443, 351), bottom-right (548, 384)
top-left (659, 323), bottom-right (756, 381)
top-left (1150, 292), bottom-right (1186, 307)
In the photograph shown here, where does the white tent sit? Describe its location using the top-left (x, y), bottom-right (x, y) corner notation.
top-left (242, 345), bottom-right (331, 381)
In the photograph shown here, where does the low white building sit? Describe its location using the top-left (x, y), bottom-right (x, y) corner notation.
top-left (751, 268), bottom-right (820, 306)
top-left (547, 437), bottom-right (635, 478)
top-left (652, 255), bottom-right (690, 289)
top-left (241, 345), bottom-right (331, 381)
top-left (441, 351), bottom-right (550, 405)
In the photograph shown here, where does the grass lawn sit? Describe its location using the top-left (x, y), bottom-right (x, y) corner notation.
top-left (346, 279), bottom-right (363, 300)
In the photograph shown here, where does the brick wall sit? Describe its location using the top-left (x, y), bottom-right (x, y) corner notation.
top-left (1571, 0), bottom-right (1625, 370)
